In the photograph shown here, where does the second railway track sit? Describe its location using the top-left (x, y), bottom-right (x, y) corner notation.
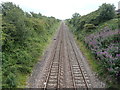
top-left (65, 24), bottom-right (92, 89)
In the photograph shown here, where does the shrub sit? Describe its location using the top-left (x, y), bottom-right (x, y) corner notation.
top-left (5, 73), bottom-right (17, 88)
top-left (2, 2), bottom-right (59, 88)
top-left (116, 14), bottom-right (120, 18)
top-left (84, 24), bottom-right (96, 30)
top-left (118, 18), bottom-right (120, 29)
top-left (17, 65), bottom-right (31, 74)
top-left (78, 21), bottom-right (86, 30)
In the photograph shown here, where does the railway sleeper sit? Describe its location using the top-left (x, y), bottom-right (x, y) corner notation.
top-left (74, 76), bottom-right (84, 80)
top-left (76, 83), bottom-right (86, 88)
top-left (47, 83), bottom-right (57, 88)
top-left (51, 68), bottom-right (58, 70)
top-left (49, 75), bottom-right (57, 79)
top-left (50, 70), bottom-right (58, 73)
top-left (52, 66), bottom-right (59, 68)
top-left (74, 74), bottom-right (82, 77)
top-left (72, 67), bottom-right (80, 69)
top-left (72, 65), bottom-right (79, 67)
top-left (50, 73), bottom-right (58, 76)
top-left (73, 69), bottom-right (81, 72)
top-left (73, 72), bottom-right (81, 74)
top-left (48, 79), bottom-right (57, 83)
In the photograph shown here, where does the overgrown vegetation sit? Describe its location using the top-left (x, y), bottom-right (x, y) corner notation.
top-left (67, 3), bottom-right (120, 89)
top-left (1, 2), bottom-right (60, 88)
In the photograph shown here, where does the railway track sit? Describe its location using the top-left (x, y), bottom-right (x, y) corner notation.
top-left (41, 23), bottom-right (66, 89)
top-left (28, 22), bottom-right (95, 89)
top-left (64, 24), bottom-right (92, 88)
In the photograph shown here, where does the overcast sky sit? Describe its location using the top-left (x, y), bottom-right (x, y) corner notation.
top-left (0, 0), bottom-right (119, 20)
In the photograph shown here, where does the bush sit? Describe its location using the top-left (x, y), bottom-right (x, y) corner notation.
top-left (5, 73), bottom-right (17, 88)
top-left (2, 2), bottom-right (59, 88)
top-left (116, 14), bottom-right (120, 18)
top-left (17, 65), bottom-right (31, 74)
top-left (78, 21), bottom-right (86, 30)
top-left (84, 24), bottom-right (96, 29)
top-left (118, 18), bottom-right (120, 29)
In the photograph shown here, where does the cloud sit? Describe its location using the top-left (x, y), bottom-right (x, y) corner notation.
top-left (0, 0), bottom-right (119, 19)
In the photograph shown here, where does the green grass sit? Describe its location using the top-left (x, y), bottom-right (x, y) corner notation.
top-left (17, 73), bottom-right (27, 88)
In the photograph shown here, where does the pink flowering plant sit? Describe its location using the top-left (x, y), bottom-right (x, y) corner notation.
top-left (85, 27), bottom-right (120, 80)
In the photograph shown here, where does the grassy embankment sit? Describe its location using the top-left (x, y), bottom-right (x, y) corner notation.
top-left (67, 3), bottom-right (120, 89)
top-left (69, 18), bottom-right (119, 89)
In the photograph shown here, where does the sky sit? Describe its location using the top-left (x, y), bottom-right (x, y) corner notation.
top-left (0, 0), bottom-right (119, 20)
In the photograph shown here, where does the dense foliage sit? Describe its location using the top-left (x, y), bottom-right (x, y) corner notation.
top-left (98, 3), bottom-right (116, 22)
top-left (1, 2), bottom-right (59, 87)
top-left (67, 3), bottom-right (119, 88)
top-left (68, 3), bottom-right (116, 31)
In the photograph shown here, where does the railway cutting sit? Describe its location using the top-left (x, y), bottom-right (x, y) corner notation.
top-left (27, 22), bottom-right (105, 89)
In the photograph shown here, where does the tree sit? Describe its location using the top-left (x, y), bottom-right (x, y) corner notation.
top-left (25, 12), bottom-right (31, 18)
top-left (72, 13), bottom-right (80, 18)
top-left (71, 13), bottom-right (81, 26)
top-left (98, 3), bottom-right (115, 22)
top-left (30, 12), bottom-right (42, 18)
